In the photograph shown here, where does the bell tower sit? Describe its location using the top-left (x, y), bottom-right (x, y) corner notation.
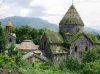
top-left (5, 21), bottom-right (16, 44)
top-left (6, 21), bottom-right (13, 33)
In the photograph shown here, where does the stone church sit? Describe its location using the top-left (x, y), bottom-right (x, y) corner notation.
top-left (5, 4), bottom-right (94, 63)
top-left (40, 4), bottom-right (93, 61)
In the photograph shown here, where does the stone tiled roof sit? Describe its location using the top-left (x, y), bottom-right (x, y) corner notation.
top-left (16, 40), bottom-right (38, 52)
top-left (59, 5), bottom-right (84, 26)
top-left (45, 30), bottom-right (64, 43)
top-left (5, 21), bottom-right (13, 27)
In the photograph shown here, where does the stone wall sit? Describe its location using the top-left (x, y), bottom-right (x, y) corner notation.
top-left (6, 33), bottom-right (16, 44)
top-left (53, 53), bottom-right (68, 64)
top-left (70, 34), bottom-right (93, 58)
top-left (59, 24), bottom-right (84, 37)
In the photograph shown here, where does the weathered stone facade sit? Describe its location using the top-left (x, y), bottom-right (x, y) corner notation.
top-left (6, 33), bottom-right (16, 44)
top-left (69, 33), bottom-right (93, 58)
top-left (59, 25), bottom-right (84, 38)
top-left (39, 32), bottom-right (53, 61)
top-left (53, 53), bottom-right (68, 64)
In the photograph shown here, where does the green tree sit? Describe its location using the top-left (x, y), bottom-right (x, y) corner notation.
top-left (0, 21), bottom-right (6, 53)
top-left (64, 57), bottom-right (82, 71)
top-left (12, 25), bottom-right (44, 44)
top-left (81, 60), bottom-right (100, 74)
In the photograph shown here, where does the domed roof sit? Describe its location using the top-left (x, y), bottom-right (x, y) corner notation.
top-left (6, 21), bottom-right (13, 27)
top-left (59, 5), bottom-right (84, 26)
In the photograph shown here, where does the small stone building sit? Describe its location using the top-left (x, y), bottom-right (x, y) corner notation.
top-left (67, 33), bottom-right (93, 58)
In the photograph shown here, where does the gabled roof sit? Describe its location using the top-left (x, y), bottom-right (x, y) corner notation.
top-left (44, 30), bottom-right (64, 43)
top-left (66, 32), bottom-right (94, 44)
top-left (59, 5), bottom-right (84, 26)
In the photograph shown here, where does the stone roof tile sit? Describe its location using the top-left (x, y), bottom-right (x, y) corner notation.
top-left (60, 5), bottom-right (84, 26)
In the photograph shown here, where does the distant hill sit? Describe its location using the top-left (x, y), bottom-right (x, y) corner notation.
top-left (0, 16), bottom-right (58, 31)
top-left (0, 16), bottom-right (100, 34)
top-left (84, 27), bottom-right (100, 34)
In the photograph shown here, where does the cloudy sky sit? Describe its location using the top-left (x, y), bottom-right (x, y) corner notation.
top-left (0, 0), bottom-right (100, 30)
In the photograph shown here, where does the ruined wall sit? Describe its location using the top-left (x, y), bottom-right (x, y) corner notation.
top-left (53, 53), bottom-right (68, 64)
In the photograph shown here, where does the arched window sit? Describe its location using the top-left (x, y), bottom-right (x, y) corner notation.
top-left (85, 46), bottom-right (88, 51)
top-left (75, 46), bottom-right (77, 52)
top-left (9, 39), bottom-right (12, 42)
top-left (77, 28), bottom-right (80, 32)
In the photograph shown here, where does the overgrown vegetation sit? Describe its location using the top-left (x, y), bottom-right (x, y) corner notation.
top-left (0, 25), bottom-right (100, 74)
top-left (0, 44), bottom-right (22, 68)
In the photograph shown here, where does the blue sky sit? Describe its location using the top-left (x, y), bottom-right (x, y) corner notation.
top-left (0, 0), bottom-right (100, 30)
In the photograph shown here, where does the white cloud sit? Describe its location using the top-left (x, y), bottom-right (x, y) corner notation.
top-left (0, 0), bottom-right (100, 31)
top-left (20, 8), bottom-right (30, 17)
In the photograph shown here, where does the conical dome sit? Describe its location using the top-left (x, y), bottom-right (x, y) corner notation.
top-left (59, 5), bottom-right (84, 26)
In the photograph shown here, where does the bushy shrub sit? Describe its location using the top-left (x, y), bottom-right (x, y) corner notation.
top-left (64, 57), bottom-right (82, 71)
top-left (0, 43), bottom-right (22, 68)
top-left (38, 60), bottom-right (54, 70)
top-left (0, 53), bottom-right (16, 68)
top-left (81, 60), bottom-right (100, 74)
top-left (82, 50), bottom-right (98, 63)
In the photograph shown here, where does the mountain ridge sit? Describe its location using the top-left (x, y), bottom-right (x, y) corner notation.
top-left (1, 16), bottom-right (58, 31)
top-left (0, 16), bottom-right (100, 34)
